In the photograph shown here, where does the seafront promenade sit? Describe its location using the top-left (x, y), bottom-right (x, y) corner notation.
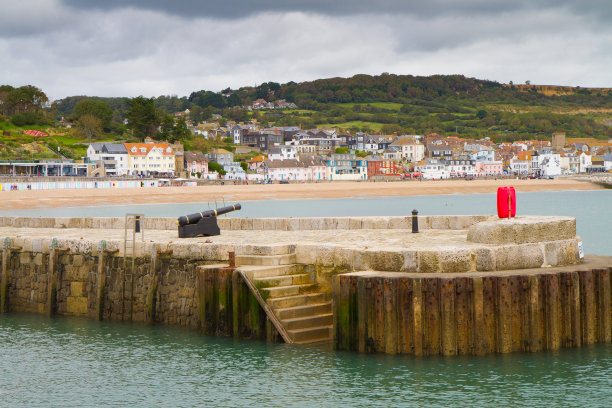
top-left (1, 214), bottom-right (609, 355)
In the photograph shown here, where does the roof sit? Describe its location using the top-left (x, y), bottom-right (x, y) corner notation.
top-left (184, 151), bottom-right (208, 162)
top-left (124, 143), bottom-right (173, 156)
top-left (211, 148), bottom-right (232, 154)
top-left (103, 143), bottom-right (127, 154)
top-left (390, 137), bottom-right (420, 146)
top-left (249, 155), bottom-right (267, 163)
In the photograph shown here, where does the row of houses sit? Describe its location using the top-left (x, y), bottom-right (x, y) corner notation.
top-left (87, 139), bottom-right (210, 177)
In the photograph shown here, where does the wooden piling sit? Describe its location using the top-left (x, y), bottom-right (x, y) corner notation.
top-left (334, 260), bottom-right (612, 356)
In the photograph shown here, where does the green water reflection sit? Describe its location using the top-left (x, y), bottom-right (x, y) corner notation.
top-left (1, 314), bottom-right (610, 407)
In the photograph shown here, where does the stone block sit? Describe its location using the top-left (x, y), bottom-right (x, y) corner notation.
top-left (262, 218), bottom-right (276, 230)
top-left (33, 253), bottom-right (44, 266)
top-left (361, 217), bottom-right (390, 230)
top-left (240, 218), bottom-right (253, 230)
top-left (315, 245), bottom-right (335, 266)
top-left (388, 217), bottom-right (411, 230)
top-left (364, 249), bottom-right (404, 271)
top-left (285, 218), bottom-right (300, 231)
top-left (494, 244), bottom-right (544, 271)
top-left (66, 296), bottom-right (88, 315)
top-left (70, 281), bottom-right (84, 297)
top-left (295, 245), bottom-right (316, 265)
top-left (72, 254), bottom-right (84, 267)
top-left (438, 248), bottom-right (473, 273)
top-left (543, 239), bottom-right (580, 267)
top-left (348, 218), bottom-right (363, 230)
top-left (333, 248), bottom-right (353, 271)
top-left (336, 218), bottom-right (350, 230)
top-left (252, 218), bottom-right (264, 230)
top-left (474, 247), bottom-right (495, 271)
top-left (398, 250), bottom-right (418, 272)
top-left (298, 218), bottom-right (314, 230)
top-left (417, 251), bottom-right (442, 273)
top-left (430, 216), bottom-right (450, 230)
top-left (321, 218), bottom-right (338, 230)
top-left (467, 216), bottom-right (576, 245)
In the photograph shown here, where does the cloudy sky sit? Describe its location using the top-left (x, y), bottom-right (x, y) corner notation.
top-left (1, 0), bottom-right (611, 100)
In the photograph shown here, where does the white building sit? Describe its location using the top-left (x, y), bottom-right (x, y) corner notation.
top-left (389, 136), bottom-right (425, 162)
top-left (509, 156), bottom-right (530, 175)
top-left (261, 156), bottom-right (327, 181)
top-left (414, 159), bottom-right (450, 180)
top-left (124, 142), bottom-right (175, 176)
top-left (579, 152), bottom-right (592, 173)
top-left (531, 152), bottom-right (561, 177)
top-left (268, 146), bottom-right (297, 161)
top-left (86, 143), bottom-right (129, 176)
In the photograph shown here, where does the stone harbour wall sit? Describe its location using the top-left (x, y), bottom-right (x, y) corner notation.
top-left (0, 239), bottom-right (277, 342)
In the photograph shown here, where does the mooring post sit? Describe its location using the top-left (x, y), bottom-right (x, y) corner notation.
top-left (412, 209), bottom-right (419, 233)
top-left (228, 251), bottom-right (235, 268)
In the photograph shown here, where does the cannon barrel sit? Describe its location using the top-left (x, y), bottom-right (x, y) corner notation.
top-left (177, 203), bottom-right (241, 226)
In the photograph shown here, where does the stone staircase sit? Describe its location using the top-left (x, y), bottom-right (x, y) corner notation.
top-left (236, 249), bottom-right (333, 344)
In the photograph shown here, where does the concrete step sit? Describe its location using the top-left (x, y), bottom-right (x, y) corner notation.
top-left (288, 326), bottom-right (333, 343)
top-left (261, 284), bottom-right (317, 299)
top-left (282, 314), bottom-right (333, 331)
top-left (275, 302), bottom-right (333, 320)
top-left (254, 274), bottom-right (312, 288)
top-left (248, 264), bottom-right (305, 279)
top-left (236, 253), bottom-right (297, 266)
top-left (266, 292), bottom-right (330, 309)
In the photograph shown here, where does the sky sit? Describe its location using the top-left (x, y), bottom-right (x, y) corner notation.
top-left (1, 0), bottom-right (611, 100)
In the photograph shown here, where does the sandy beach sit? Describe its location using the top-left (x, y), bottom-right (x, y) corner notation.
top-left (0, 178), bottom-right (601, 211)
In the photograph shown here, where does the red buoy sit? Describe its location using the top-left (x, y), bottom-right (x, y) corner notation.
top-left (497, 186), bottom-right (516, 218)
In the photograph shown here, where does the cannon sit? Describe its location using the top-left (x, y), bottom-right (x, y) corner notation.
top-left (177, 203), bottom-right (241, 238)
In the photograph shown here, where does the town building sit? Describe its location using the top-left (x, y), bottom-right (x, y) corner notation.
top-left (184, 151), bottom-right (208, 176)
top-left (86, 143), bottom-right (129, 176)
top-left (124, 141), bottom-right (175, 176)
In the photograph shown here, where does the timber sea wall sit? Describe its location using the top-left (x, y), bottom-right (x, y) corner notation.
top-left (0, 215), bottom-right (610, 355)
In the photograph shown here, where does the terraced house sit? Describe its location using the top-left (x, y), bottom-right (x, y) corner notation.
top-left (124, 141), bottom-right (175, 176)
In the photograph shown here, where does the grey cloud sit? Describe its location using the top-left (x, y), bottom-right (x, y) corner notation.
top-left (60, 0), bottom-right (612, 20)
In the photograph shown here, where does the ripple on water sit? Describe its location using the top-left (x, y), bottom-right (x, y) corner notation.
top-left (1, 314), bottom-right (610, 407)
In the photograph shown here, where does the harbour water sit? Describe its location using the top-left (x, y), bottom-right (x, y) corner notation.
top-left (1, 190), bottom-right (610, 406)
top-left (1, 314), bottom-right (610, 407)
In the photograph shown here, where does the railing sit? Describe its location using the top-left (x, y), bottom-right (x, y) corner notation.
top-left (237, 270), bottom-right (293, 344)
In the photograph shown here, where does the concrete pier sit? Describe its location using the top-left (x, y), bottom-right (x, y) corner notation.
top-left (0, 214), bottom-right (609, 355)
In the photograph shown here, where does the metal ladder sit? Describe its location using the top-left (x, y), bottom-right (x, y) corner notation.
top-left (123, 214), bottom-right (144, 320)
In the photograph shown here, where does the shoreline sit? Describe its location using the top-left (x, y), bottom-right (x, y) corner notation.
top-left (0, 178), bottom-right (602, 211)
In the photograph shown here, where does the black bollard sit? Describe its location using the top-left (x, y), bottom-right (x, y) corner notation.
top-left (412, 209), bottom-right (419, 233)
top-left (135, 216), bottom-right (141, 233)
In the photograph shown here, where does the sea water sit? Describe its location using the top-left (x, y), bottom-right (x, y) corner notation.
top-left (0, 190), bottom-right (610, 407)
top-left (0, 314), bottom-right (610, 407)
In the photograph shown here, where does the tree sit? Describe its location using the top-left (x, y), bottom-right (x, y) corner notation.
top-left (157, 114), bottom-right (175, 141)
top-left (170, 117), bottom-right (191, 143)
top-left (476, 109), bottom-right (487, 119)
top-left (77, 114), bottom-right (103, 143)
top-left (73, 99), bottom-right (113, 128)
top-left (125, 96), bottom-right (159, 140)
top-left (192, 136), bottom-right (211, 153)
top-left (1, 85), bottom-right (48, 116)
top-left (208, 161), bottom-right (226, 175)
top-left (240, 162), bottom-right (248, 171)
